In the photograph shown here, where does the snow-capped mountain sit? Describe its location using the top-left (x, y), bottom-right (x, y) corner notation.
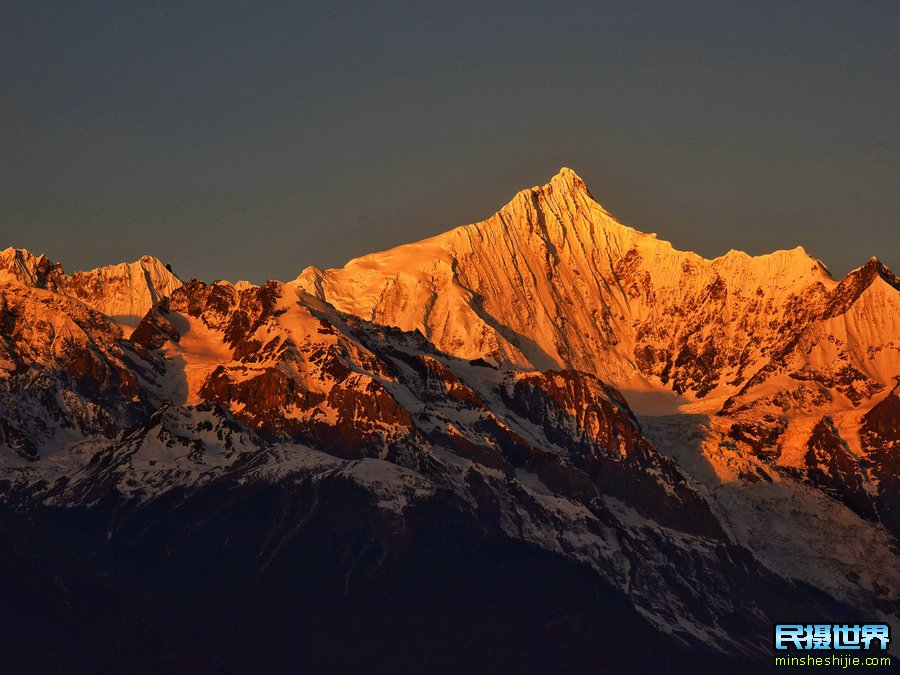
top-left (294, 168), bottom-right (896, 410)
top-left (0, 170), bottom-right (897, 673)
top-left (0, 247), bottom-right (182, 333)
top-left (293, 168), bottom-right (900, 538)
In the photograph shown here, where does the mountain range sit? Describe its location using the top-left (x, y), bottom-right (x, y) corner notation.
top-left (0, 169), bottom-right (897, 673)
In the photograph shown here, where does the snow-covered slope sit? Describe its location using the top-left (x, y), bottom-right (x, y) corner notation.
top-left (64, 255), bottom-right (183, 330)
top-left (0, 248), bottom-right (182, 334)
top-left (293, 168), bottom-right (855, 406)
top-left (293, 169), bottom-right (897, 417)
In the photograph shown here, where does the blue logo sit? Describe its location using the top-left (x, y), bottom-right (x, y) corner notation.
top-left (775, 624), bottom-right (891, 651)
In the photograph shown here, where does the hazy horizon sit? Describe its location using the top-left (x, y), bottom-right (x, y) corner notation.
top-left (3, 165), bottom-right (894, 285)
top-left (2, 2), bottom-right (898, 283)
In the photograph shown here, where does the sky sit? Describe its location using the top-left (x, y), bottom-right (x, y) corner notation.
top-left (1, 1), bottom-right (898, 283)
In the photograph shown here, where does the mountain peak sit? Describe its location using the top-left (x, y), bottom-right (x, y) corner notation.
top-left (547, 166), bottom-right (589, 195)
top-left (519, 167), bottom-right (595, 205)
top-left (139, 254), bottom-right (166, 267)
top-left (293, 167), bottom-right (895, 398)
top-left (493, 166), bottom-right (612, 233)
top-left (67, 255), bottom-right (183, 330)
top-left (869, 257), bottom-right (898, 288)
top-left (863, 256), bottom-right (896, 276)
top-left (824, 255), bottom-right (899, 318)
top-left (0, 247), bottom-right (64, 289)
top-left (854, 256), bottom-right (897, 285)
top-left (0, 247), bottom-right (182, 333)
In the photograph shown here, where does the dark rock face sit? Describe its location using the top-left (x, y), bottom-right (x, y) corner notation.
top-left (860, 384), bottom-right (900, 541)
top-left (718, 262), bottom-right (898, 429)
top-left (629, 255), bottom-right (895, 408)
top-left (503, 371), bottom-right (638, 457)
top-left (139, 281), bottom-right (423, 458)
top-left (721, 380), bottom-right (900, 547)
top-left (502, 371), bottom-right (724, 538)
top-left (803, 417), bottom-right (876, 521)
top-left (728, 417), bottom-right (787, 461)
top-left (130, 298), bottom-right (181, 349)
top-left (0, 482), bottom-right (775, 675)
top-left (824, 258), bottom-right (900, 319)
top-left (0, 285), bottom-right (138, 397)
top-left (0, 284), bottom-right (156, 458)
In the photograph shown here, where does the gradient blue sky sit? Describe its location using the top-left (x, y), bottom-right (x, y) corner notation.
top-left (1, 1), bottom-right (898, 283)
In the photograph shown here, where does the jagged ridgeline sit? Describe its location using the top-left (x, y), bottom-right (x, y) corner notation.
top-left (0, 170), bottom-right (897, 673)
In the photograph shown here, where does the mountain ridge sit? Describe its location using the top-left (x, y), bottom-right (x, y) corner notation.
top-left (304, 167), bottom-right (834, 279)
top-left (291, 168), bottom-right (891, 409)
top-left (0, 247), bottom-right (182, 333)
